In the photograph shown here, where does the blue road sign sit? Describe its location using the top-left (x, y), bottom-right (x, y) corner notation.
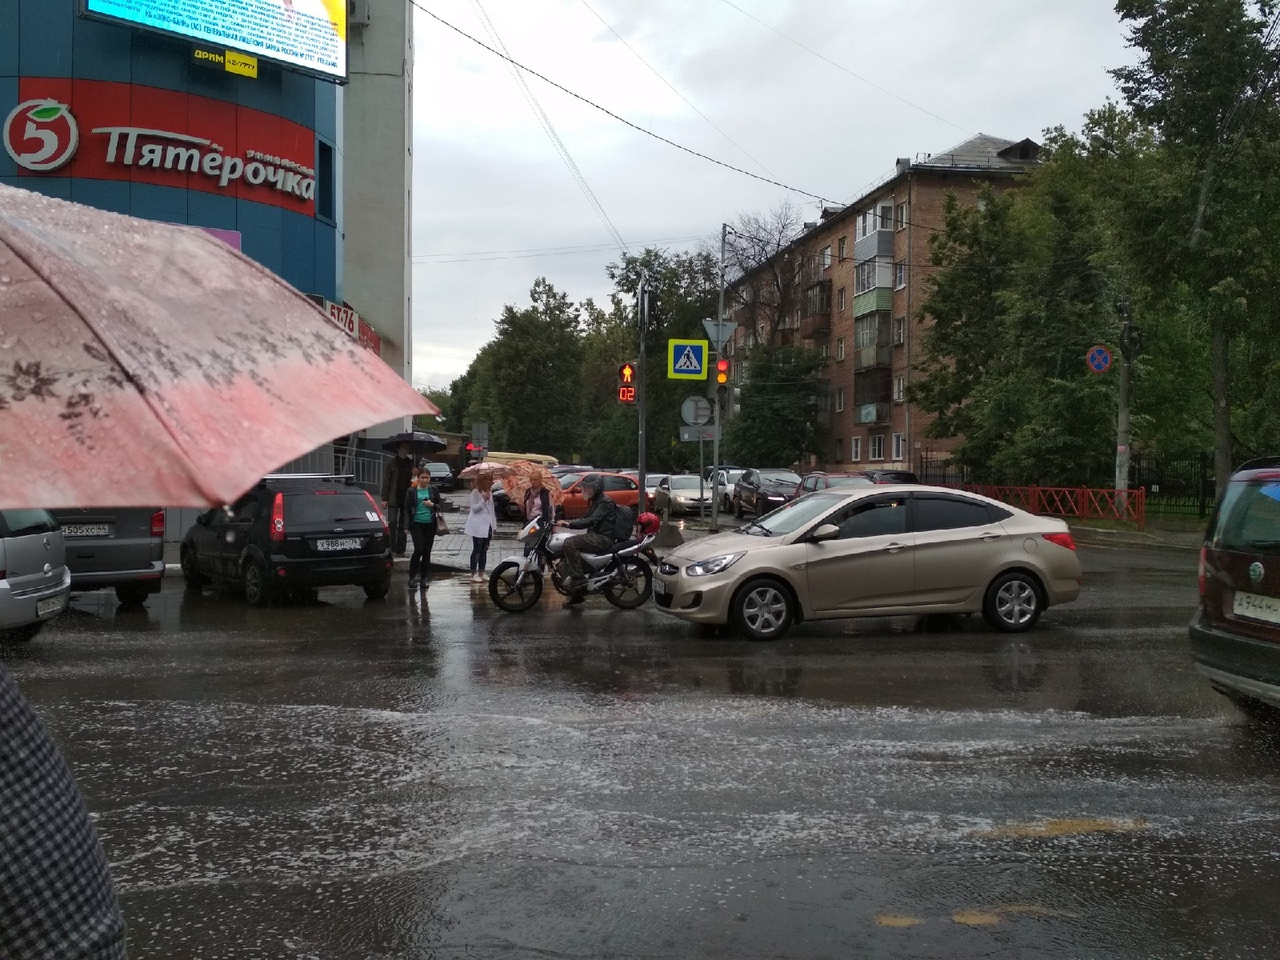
top-left (668, 339), bottom-right (709, 380)
top-left (1087, 345), bottom-right (1112, 374)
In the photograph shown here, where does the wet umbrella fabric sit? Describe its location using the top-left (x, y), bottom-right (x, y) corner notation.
top-left (501, 460), bottom-right (564, 512)
top-left (380, 430), bottom-right (447, 458)
top-left (458, 462), bottom-right (510, 480)
top-left (0, 183), bottom-right (436, 509)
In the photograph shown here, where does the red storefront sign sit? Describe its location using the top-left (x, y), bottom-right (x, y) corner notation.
top-left (5, 78), bottom-right (316, 215)
top-left (310, 295), bottom-right (382, 357)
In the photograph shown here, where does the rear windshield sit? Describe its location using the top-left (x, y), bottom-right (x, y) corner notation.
top-left (669, 476), bottom-right (705, 490)
top-left (1, 509), bottom-right (59, 536)
top-left (761, 471), bottom-right (801, 485)
top-left (284, 492), bottom-right (379, 525)
top-left (424, 464), bottom-right (450, 476)
top-left (1212, 480), bottom-right (1280, 554)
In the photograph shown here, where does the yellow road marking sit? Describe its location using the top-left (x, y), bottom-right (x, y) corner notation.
top-left (952, 910), bottom-right (1003, 926)
top-left (976, 817), bottom-right (1148, 839)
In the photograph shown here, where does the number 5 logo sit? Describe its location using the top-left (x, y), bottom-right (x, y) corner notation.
top-left (3, 99), bottom-right (80, 171)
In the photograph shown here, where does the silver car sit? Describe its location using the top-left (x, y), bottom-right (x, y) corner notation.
top-left (653, 486), bottom-right (1083, 641)
top-left (0, 509), bottom-right (71, 642)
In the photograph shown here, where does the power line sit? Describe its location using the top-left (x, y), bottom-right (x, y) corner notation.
top-left (412, 0), bottom-right (835, 203)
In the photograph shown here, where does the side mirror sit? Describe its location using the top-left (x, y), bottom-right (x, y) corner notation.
top-left (196, 511), bottom-right (212, 526)
top-left (808, 523), bottom-right (840, 542)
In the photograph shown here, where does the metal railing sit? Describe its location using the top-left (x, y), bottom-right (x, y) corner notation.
top-left (958, 484), bottom-right (1147, 528)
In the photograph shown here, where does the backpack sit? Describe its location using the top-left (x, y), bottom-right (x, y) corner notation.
top-left (612, 502), bottom-right (635, 541)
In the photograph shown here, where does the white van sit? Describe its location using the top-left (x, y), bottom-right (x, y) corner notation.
top-left (0, 509), bottom-right (71, 642)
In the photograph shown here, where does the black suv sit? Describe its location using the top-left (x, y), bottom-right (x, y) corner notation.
top-left (1190, 457), bottom-right (1280, 719)
top-left (180, 475), bottom-right (392, 606)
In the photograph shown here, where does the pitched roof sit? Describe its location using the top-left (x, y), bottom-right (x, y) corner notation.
top-left (913, 134), bottom-right (1040, 171)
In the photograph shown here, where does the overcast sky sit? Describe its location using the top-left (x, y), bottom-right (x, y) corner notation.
top-left (409, 0), bottom-right (1139, 391)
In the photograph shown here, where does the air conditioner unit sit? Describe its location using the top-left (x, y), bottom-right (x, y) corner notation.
top-left (349, 0), bottom-right (371, 28)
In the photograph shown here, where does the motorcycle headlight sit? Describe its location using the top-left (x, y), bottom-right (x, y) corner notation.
top-left (686, 553), bottom-right (744, 577)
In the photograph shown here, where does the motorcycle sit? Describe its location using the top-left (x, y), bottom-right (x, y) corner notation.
top-left (488, 515), bottom-right (658, 613)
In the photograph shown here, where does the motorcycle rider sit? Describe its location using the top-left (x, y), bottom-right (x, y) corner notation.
top-left (556, 474), bottom-right (618, 606)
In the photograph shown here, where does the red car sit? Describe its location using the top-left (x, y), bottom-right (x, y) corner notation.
top-left (558, 472), bottom-right (652, 520)
top-left (795, 471), bottom-right (876, 497)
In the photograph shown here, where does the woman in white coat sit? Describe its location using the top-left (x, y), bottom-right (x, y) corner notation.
top-left (463, 471), bottom-right (498, 582)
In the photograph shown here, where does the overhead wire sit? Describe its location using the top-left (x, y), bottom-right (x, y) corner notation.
top-left (411, 0), bottom-right (835, 203)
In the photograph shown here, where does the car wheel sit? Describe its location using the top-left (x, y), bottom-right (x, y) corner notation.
top-left (363, 575), bottom-right (391, 600)
top-left (722, 495), bottom-right (732, 513)
top-left (603, 559), bottom-right (652, 609)
top-left (114, 584), bottom-right (152, 607)
top-left (733, 496), bottom-right (744, 519)
top-left (180, 546), bottom-right (208, 589)
top-left (243, 558), bottom-right (273, 608)
top-left (982, 571), bottom-right (1043, 632)
top-left (730, 577), bottom-right (794, 641)
top-left (0, 622), bottom-right (43, 644)
top-left (489, 561), bottom-right (543, 612)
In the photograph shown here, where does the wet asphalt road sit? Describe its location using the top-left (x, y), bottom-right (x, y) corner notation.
top-left (6, 543), bottom-right (1280, 959)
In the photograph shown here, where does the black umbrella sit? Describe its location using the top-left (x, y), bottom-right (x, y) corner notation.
top-left (381, 430), bottom-right (447, 457)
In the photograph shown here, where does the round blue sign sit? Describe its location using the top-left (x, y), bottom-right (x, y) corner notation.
top-left (1087, 345), bottom-right (1112, 373)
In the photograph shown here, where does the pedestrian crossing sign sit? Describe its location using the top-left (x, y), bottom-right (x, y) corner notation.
top-left (667, 339), bottom-right (709, 380)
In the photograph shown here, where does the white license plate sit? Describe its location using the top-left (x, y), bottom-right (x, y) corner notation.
top-left (36, 594), bottom-right (66, 618)
top-left (316, 537), bottom-right (362, 552)
top-left (1233, 590), bottom-right (1280, 626)
top-left (62, 523), bottom-right (109, 537)
top-left (653, 579), bottom-right (667, 596)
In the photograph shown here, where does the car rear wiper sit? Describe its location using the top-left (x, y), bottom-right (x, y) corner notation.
top-left (1247, 539), bottom-right (1280, 550)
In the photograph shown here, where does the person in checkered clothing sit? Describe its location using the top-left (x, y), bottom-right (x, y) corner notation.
top-left (1, 663), bottom-right (126, 959)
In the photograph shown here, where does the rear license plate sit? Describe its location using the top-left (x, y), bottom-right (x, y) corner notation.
top-left (1233, 590), bottom-right (1280, 626)
top-left (653, 579), bottom-right (667, 596)
top-left (62, 523), bottom-right (109, 537)
top-left (316, 537), bottom-right (362, 552)
top-left (36, 595), bottom-right (65, 618)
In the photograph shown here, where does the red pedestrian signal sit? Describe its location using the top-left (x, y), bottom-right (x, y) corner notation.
top-left (618, 360), bottom-right (637, 404)
top-left (714, 357), bottom-right (730, 385)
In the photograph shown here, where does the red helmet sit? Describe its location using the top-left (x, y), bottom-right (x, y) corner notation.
top-left (636, 512), bottom-right (661, 536)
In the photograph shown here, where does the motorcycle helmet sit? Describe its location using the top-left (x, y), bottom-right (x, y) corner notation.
top-left (636, 511), bottom-right (661, 536)
top-left (579, 473), bottom-right (602, 494)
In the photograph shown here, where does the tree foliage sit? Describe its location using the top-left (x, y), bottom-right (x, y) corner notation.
top-left (724, 344), bottom-right (828, 468)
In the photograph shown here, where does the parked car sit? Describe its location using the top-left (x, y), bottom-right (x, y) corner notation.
top-left (653, 486), bottom-right (1083, 641)
top-left (709, 468), bottom-right (744, 512)
top-left (1189, 456), bottom-right (1280, 719)
top-left (551, 464), bottom-right (593, 477)
top-left (558, 472), bottom-right (651, 520)
top-left (861, 469), bottom-right (920, 484)
top-left (796, 472), bottom-right (876, 496)
top-left (492, 480), bottom-right (524, 520)
top-left (419, 461), bottom-right (455, 492)
top-left (0, 509), bottom-right (71, 642)
top-left (180, 474), bottom-right (392, 606)
top-left (50, 507), bottom-right (165, 606)
top-left (732, 469), bottom-right (803, 518)
top-left (654, 474), bottom-right (713, 516)
top-left (644, 473), bottom-right (669, 505)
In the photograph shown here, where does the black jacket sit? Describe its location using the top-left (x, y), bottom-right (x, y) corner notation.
top-left (569, 490), bottom-right (618, 537)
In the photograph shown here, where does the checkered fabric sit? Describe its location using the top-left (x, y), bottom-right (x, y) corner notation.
top-left (0, 664), bottom-right (126, 959)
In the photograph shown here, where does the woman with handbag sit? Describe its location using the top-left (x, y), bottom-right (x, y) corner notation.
top-left (407, 467), bottom-right (444, 591)
top-left (464, 470), bottom-right (498, 583)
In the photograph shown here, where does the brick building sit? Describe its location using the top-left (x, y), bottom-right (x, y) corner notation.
top-left (724, 134), bottom-right (1040, 475)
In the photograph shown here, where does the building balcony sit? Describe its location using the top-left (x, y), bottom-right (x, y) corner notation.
top-left (800, 314), bottom-right (831, 338)
top-left (855, 401), bottom-right (890, 425)
top-left (801, 280), bottom-right (832, 339)
top-left (852, 288), bottom-right (893, 317)
top-left (854, 343), bottom-right (892, 371)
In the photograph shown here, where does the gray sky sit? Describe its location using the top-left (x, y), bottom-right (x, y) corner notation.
top-left (409, 0), bottom-right (1139, 390)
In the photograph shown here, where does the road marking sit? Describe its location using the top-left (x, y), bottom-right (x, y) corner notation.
top-left (952, 909), bottom-right (1003, 926)
top-left (976, 816), bottom-right (1148, 839)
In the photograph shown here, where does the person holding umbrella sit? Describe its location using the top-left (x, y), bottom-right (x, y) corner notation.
top-left (380, 442), bottom-right (415, 555)
top-left (463, 469), bottom-right (498, 583)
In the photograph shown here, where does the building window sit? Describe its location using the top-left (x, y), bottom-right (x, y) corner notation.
top-left (851, 437), bottom-right (862, 462)
top-left (835, 388), bottom-right (845, 413)
top-left (316, 138), bottom-right (336, 223)
top-left (855, 260), bottom-right (878, 295)
top-left (878, 203), bottom-right (893, 229)
top-left (894, 260), bottom-right (907, 289)
top-left (855, 316), bottom-right (877, 349)
top-left (821, 245), bottom-right (832, 270)
top-left (893, 375), bottom-right (905, 402)
top-left (837, 236), bottom-right (847, 260)
top-left (870, 434), bottom-right (885, 461)
top-left (893, 316), bottom-right (906, 345)
top-left (818, 342), bottom-right (829, 361)
top-left (835, 438), bottom-right (844, 463)
top-left (837, 286), bottom-right (846, 311)
top-left (892, 433), bottom-right (905, 461)
top-left (836, 337), bottom-right (845, 361)
top-left (895, 202), bottom-right (908, 230)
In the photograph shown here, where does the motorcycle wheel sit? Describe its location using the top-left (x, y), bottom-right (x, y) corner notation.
top-left (549, 558), bottom-right (573, 596)
top-left (603, 558), bottom-right (652, 610)
top-left (489, 561), bottom-right (543, 612)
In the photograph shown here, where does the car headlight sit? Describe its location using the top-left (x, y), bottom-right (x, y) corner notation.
top-left (686, 553), bottom-right (744, 577)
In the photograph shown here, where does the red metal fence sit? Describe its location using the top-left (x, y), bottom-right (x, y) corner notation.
top-left (954, 485), bottom-right (1147, 529)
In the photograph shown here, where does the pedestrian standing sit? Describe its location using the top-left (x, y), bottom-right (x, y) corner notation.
top-left (380, 441), bottom-right (415, 556)
top-left (406, 466), bottom-right (443, 591)
top-left (523, 473), bottom-right (553, 527)
top-left (464, 470), bottom-right (498, 583)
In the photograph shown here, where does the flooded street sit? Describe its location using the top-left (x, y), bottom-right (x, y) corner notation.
top-left (7, 544), bottom-right (1280, 958)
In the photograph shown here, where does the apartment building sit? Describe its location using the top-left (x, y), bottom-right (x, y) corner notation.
top-left (725, 134), bottom-right (1040, 474)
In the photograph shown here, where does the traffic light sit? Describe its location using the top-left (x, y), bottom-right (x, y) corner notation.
top-left (714, 357), bottom-right (730, 385)
top-left (617, 360), bottom-right (637, 405)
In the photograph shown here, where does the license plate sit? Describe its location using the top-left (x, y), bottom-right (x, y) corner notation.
top-left (1233, 590), bottom-right (1280, 626)
top-left (316, 537), bottom-right (362, 552)
top-left (36, 594), bottom-right (66, 618)
top-left (653, 579), bottom-right (667, 596)
top-left (62, 523), bottom-right (109, 537)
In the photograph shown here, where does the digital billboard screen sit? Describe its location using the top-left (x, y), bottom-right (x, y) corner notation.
top-left (82, 0), bottom-right (347, 81)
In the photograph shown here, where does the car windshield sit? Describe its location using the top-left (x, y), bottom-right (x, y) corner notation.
top-left (745, 492), bottom-right (846, 536)
top-left (669, 476), bottom-right (705, 490)
top-left (761, 471), bottom-right (801, 485)
top-left (559, 474), bottom-right (585, 489)
top-left (425, 464), bottom-right (449, 476)
top-left (828, 475), bottom-right (874, 487)
top-left (1213, 479), bottom-right (1280, 554)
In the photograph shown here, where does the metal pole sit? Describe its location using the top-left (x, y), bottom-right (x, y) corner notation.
top-left (709, 223), bottom-right (727, 533)
top-left (637, 276), bottom-right (649, 509)
top-left (1115, 299), bottom-right (1132, 518)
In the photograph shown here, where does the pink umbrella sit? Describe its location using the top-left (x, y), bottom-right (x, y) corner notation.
top-left (0, 183), bottom-right (436, 508)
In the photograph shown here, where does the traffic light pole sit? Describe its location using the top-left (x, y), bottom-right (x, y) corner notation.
top-left (637, 275), bottom-right (650, 503)
top-left (709, 224), bottom-right (727, 533)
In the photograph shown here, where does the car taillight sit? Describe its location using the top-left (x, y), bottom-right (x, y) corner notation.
top-left (150, 509), bottom-right (165, 538)
top-left (270, 492), bottom-right (285, 542)
top-left (1198, 545), bottom-right (1206, 596)
top-left (362, 489), bottom-right (388, 534)
top-left (1043, 532), bottom-right (1076, 551)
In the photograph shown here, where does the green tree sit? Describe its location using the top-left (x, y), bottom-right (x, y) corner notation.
top-left (724, 344), bottom-right (827, 467)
